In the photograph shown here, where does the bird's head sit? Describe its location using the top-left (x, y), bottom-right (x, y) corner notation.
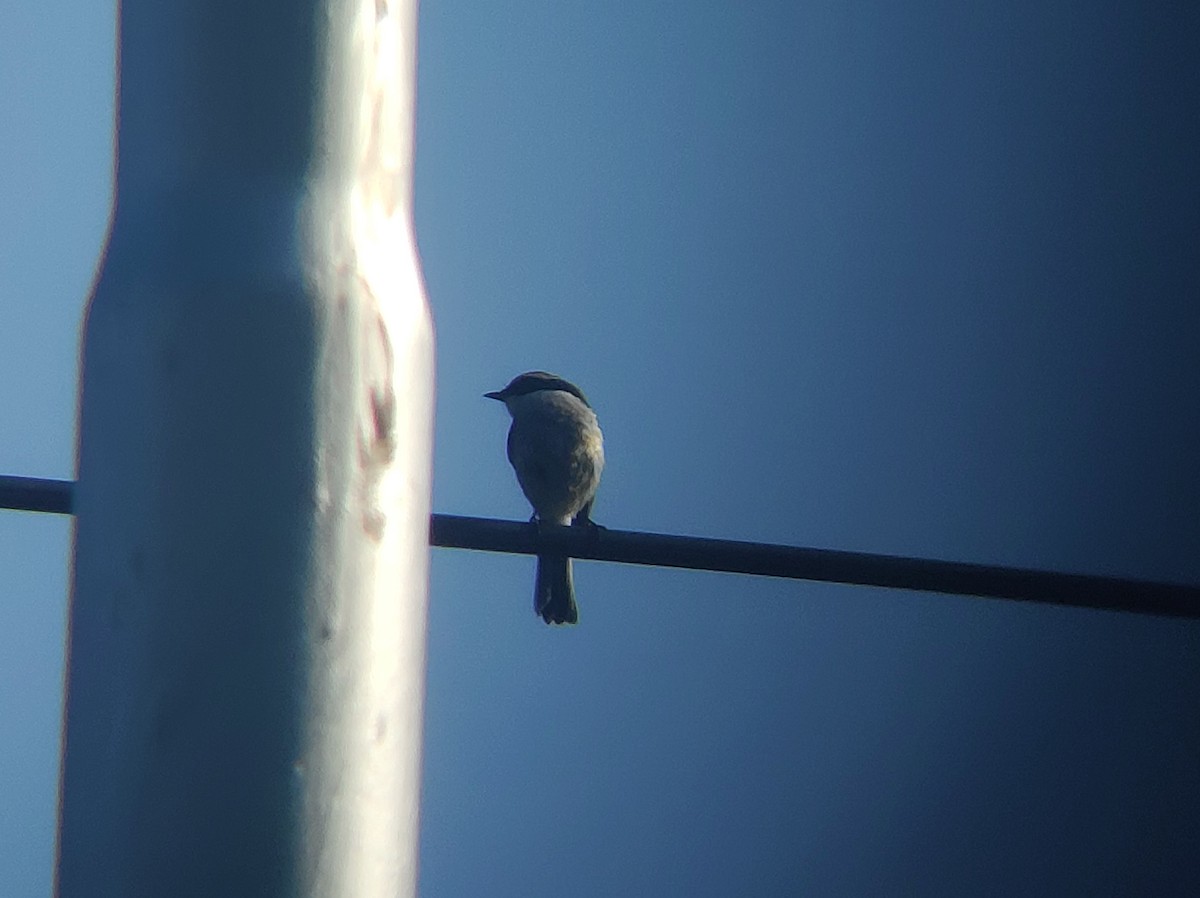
top-left (485, 371), bottom-right (591, 407)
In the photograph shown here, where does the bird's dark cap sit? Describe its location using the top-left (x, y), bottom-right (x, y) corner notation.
top-left (485, 371), bottom-right (591, 407)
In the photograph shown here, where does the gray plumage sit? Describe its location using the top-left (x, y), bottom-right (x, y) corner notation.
top-left (486, 372), bottom-right (604, 624)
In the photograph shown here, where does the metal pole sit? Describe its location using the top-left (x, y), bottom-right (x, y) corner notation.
top-left (55, 0), bottom-right (433, 895)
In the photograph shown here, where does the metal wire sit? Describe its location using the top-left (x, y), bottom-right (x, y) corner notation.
top-left (0, 474), bottom-right (72, 515)
top-left (4, 474), bottom-right (1198, 618)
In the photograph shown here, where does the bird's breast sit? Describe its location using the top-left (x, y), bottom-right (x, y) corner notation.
top-left (505, 390), bottom-right (603, 522)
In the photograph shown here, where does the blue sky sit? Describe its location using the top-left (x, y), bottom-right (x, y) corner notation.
top-left (3, 2), bottom-right (1199, 895)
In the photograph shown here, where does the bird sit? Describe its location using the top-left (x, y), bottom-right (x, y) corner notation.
top-left (486, 371), bottom-right (605, 625)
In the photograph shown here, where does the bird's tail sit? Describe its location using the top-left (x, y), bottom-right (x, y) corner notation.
top-left (535, 554), bottom-right (578, 625)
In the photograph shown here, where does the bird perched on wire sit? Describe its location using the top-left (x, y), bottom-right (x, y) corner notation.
top-left (486, 371), bottom-right (605, 625)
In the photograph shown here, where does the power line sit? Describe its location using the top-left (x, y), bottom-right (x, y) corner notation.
top-left (0, 474), bottom-right (71, 515)
top-left (4, 474), bottom-right (1198, 618)
top-left (432, 514), bottom-right (1200, 618)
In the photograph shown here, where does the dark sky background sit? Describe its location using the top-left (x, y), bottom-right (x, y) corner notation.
top-left (2, 1), bottom-right (1199, 895)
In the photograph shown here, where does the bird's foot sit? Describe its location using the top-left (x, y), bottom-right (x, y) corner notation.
top-left (571, 515), bottom-right (606, 548)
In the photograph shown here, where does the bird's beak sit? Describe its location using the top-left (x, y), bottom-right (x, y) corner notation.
top-left (484, 391), bottom-right (504, 401)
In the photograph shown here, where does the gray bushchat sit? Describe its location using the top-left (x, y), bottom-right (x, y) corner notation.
top-left (486, 371), bottom-right (605, 624)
